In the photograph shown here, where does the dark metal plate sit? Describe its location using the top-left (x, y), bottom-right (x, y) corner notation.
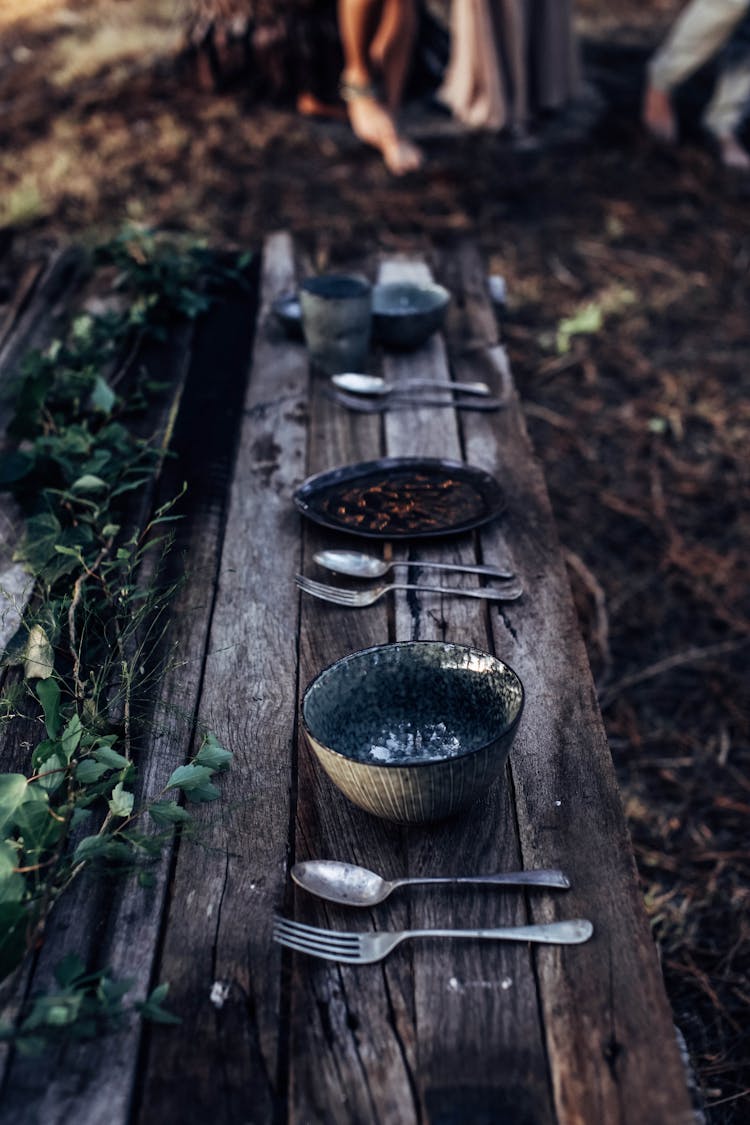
top-left (293, 457), bottom-right (506, 540)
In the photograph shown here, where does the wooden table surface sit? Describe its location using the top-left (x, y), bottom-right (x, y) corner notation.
top-left (0, 233), bottom-right (696, 1124)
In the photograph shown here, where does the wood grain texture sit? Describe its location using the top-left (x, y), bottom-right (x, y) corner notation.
top-left (379, 254), bottom-right (555, 1125)
top-left (291, 254), bottom-right (421, 1124)
top-left (135, 231), bottom-right (308, 1125)
top-left (437, 240), bottom-right (696, 1125)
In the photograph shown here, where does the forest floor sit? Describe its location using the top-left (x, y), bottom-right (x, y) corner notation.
top-left (1, 1), bottom-right (749, 1120)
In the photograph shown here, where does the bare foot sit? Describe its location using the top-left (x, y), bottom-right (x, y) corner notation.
top-left (296, 92), bottom-right (347, 122)
top-left (716, 132), bottom-right (750, 171)
top-left (643, 84), bottom-right (677, 144)
top-left (343, 88), bottom-right (422, 175)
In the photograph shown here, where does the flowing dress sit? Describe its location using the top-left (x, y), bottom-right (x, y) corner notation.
top-left (437, 0), bottom-right (580, 131)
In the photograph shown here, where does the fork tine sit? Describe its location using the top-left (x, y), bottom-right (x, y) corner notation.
top-left (274, 932), bottom-right (362, 962)
top-left (295, 575), bottom-right (365, 604)
top-left (274, 917), bottom-right (359, 948)
top-left (273, 917), bottom-right (363, 961)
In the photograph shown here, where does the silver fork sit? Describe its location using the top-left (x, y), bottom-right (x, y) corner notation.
top-left (324, 389), bottom-right (506, 413)
top-left (273, 916), bottom-right (594, 964)
top-left (294, 574), bottom-right (524, 607)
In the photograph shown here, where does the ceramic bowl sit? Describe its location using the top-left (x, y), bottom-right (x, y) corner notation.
top-left (272, 292), bottom-right (304, 340)
top-left (301, 641), bottom-right (524, 824)
top-left (372, 281), bottom-right (450, 351)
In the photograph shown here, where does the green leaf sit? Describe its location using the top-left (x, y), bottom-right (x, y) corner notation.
top-left (0, 902), bottom-right (29, 980)
top-left (195, 736), bottom-right (232, 772)
top-left (36, 753), bottom-right (67, 794)
top-left (0, 450), bottom-right (34, 486)
top-left (36, 678), bottom-right (61, 739)
top-left (73, 836), bottom-right (133, 865)
top-left (61, 714), bottom-right (83, 761)
top-left (74, 759), bottom-right (109, 784)
top-left (89, 375), bottom-right (117, 414)
top-left (184, 781), bottom-right (220, 803)
top-left (108, 782), bottom-right (134, 819)
top-left (0, 774), bottom-right (31, 835)
top-left (101, 523), bottom-right (120, 538)
top-left (136, 982), bottom-right (181, 1025)
top-left (147, 799), bottom-right (191, 827)
top-left (0, 844), bottom-right (24, 905)
top-left (93, 747), bottom-right (130, 770)
top-left (31, 739), bottom-right (60, 772)
top-left (70, 474), bottom-right (108, 494)
top-left (54, 952), bottom-right (86, 988)
top-left (14, 802), bottom-right (61, 856)
top-left (165, 763), bottom-right (214, 792)
top-left (24, 624), bottom-right (54, 681)
top-left (17, 513), bottom-right (61, 573)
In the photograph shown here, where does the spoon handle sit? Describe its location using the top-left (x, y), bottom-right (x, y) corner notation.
top-left (393, 870), bottom-right (571, 891)
top-left (393, 559), bottom-right (515, 580)
top-left (398, 379), bottom-right (490, 397)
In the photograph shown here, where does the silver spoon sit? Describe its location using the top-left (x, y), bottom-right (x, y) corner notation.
top-left (331, 372), bottom-right (491, 397)
top-left (291, 859), bottom-right (571, 907)
top-left (314, 548), bottom-right (514, 582)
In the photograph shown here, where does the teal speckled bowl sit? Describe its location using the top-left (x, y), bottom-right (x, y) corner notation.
top-left (301, 641), bottom-right (524, 824)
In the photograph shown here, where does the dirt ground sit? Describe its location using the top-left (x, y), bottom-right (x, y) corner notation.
top-left (1, 2), bottom-right (749, 1120)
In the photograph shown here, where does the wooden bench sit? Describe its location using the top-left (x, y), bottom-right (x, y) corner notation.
top-left (0, 233), bottom-right (696, 1124)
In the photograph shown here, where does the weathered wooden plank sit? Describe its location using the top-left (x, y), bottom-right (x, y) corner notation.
top-left (288, 252), bottom-right (426, 1124)
top-left (439, 241), bottom-right (695, 1125)
top-left (379, 254), bottom-right (555, 1124)
top-left (135, 232), bottom-right (308, 1125)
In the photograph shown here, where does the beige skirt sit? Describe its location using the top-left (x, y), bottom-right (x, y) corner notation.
top-left (437, 0), bottom-right (580, 131)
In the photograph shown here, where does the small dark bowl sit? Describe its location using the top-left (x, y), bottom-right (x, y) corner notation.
top-left (301, 641), bottom-right (524, 824)
top-left (272, 291), bottom-right (304, 340)
top-left (373, 281), bottom-right (450, 351)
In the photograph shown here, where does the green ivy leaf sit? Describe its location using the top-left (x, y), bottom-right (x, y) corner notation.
top-left (53, 952), bottom-right (86, 989)
top-left (107, 782), bottom-right (134, 819)
top-left (93, 747), bottom-right (130, 770)
top-left (195, 736), bottom-right (232, 772)
top-left (147, 800), bottom-right (191, 827)
top-left (0, 774), bottom-right (31, 835)
top-left (60, 714), bottom-right (83, 761)
top-left (89, 375), bottom-right (117, 414)
top-left (0, 902), bottom-right (30, 981)
top-left (73, 836), bottom-right (133, 865)
top-left (36, 678), bottom-right (61, 739)
top-left (74, 759), bottom-right (109, 784)
top-left (14, 799), bottom-right (61, 857)
top-left (70, 474), bottom-right (108, 494)
top-left (36, 753), bottom-right (67, 794)
top-left (165, 763), bottom-right (214, 792)
top-left (0, 844), bottom-right (24, 905)
top-left (136, 982), bottom-right (181, 1025)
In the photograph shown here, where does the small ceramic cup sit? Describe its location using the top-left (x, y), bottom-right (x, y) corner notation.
top-left (299, 274), bottom-right (372, 375)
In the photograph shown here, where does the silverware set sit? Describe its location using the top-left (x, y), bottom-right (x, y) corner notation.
top-left (274, 859), bottom-right (592, 963)
top-left (297, 549), bottom-right (521, 608)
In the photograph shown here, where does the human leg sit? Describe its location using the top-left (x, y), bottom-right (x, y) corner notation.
top-left (644, 0), bottom-right (750, 142)
top-left (369, 0), bottom-right (418, 111)
top-left (337, 0), bottom-right (422, 174)
top-left (704, 61), bottom-right (750, 166)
